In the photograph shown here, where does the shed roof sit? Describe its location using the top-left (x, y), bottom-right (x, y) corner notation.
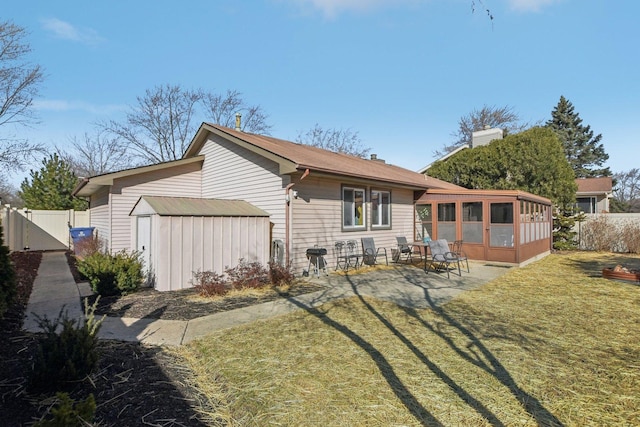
top-left (184, 123), bottom-right (462, 190)
top-left (130, 196), bottom-right (270, 217)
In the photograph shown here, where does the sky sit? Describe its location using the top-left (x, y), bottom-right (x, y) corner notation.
top-left (3, 0), bottom-right (639, 186)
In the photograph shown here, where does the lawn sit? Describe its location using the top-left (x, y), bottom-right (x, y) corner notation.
top-left (176, 252), bottom-right (640, 426)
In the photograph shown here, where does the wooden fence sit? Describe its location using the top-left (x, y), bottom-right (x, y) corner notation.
top-left (0, 205), bottom-right (90, 251)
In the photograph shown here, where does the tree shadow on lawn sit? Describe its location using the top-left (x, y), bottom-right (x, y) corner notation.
top-left (563, 252), bottom-right (640, 279)
top-left (287, 268), bottom-right (564, 427)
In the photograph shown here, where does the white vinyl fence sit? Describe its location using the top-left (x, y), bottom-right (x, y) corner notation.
top-left (0, 205), bottom-right (90, 251)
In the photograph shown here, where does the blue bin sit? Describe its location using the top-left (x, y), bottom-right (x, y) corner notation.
top-left (69, 227), bottom-right (95, 251)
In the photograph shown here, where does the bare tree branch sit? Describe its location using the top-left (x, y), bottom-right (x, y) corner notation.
top-left (296, 124), bottom-right (371, 158)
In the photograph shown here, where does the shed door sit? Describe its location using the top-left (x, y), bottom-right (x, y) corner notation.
top-left (136, 216), bottom-right (151, 273)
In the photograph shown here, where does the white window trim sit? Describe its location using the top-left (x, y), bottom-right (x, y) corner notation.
top-left (342, 186), bottom-right (366, 230)
top-left (371, 189), bottom-right (391, 228)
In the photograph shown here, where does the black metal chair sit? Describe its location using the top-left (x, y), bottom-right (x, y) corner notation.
top-left (451, 240), bottom-right (469, 273)
top-left (361, 237), bottom-right (388, 266)
top-left (394, 236), bottom-right (414, 263)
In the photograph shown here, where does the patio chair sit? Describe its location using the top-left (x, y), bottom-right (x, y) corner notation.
top-left (394, 236), bottom-right (414, 263)
top-left (425, 239), bottom-right (461, 278)
top-left (451, 240), bottom-right (469, 273)
top-left (361, 237), bottom-right (388, 266)
top-left (334, 240), bottom-right (349, 271)
top-left (345, 239), bottom-right (361, 270)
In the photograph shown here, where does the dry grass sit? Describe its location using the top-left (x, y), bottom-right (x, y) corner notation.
top-left (175, 252), bottom-right (640, 426)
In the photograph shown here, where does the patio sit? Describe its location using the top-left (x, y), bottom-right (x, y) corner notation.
top-left (304, 260), bottom-right (512, 309)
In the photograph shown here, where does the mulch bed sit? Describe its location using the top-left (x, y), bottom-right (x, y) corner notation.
top-left (1, 251), bottom-right (326, 425)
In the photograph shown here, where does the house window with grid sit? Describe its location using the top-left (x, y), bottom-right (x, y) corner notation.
top-left (576, 197), bottom-right (596, 214)
top-left (342, 187), bottom-right (366, 230)
top-left (371, 190), bottom-right (391, 228)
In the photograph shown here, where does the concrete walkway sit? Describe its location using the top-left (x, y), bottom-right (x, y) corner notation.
top-left (23, 251), bottom-right (512, 346)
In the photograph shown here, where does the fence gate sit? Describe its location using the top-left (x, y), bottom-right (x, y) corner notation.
top-left (0, 205), bottom-right (90, 251)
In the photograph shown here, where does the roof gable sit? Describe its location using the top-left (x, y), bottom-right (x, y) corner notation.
top-left (184, 123), bottom-right (462, 190)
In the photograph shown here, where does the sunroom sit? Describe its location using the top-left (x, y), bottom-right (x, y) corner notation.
top-left (415, 189), bottom-right (553, 265)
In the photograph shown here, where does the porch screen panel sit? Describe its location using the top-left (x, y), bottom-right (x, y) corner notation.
top-left (437, 202), bottom-right (456, 242)
top-left (462, 202), bottom-right (483, 243)
top-left (490, 202), bottom-right (514, 247)
top-left (416, 204), bottom-right (432, 241)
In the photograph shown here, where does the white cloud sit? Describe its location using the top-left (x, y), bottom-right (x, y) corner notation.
top-left (506, 0), bottom-right (562, 13)
top-left (40, 18), bottom-right (105, 45)
top-left (33, 99), bottom-right (126, 115)
top-left (287, 0), bottom-right (421, 18)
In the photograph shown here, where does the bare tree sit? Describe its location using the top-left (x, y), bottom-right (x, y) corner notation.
top-left (613, 168), bottom-right (640, 212)
top-left (437, 105), bottom-right (530, 156)
top-left (0, 180), bottom-right (22, 207)
top-left (201, 90), bottom-right (272, 135)
top-left (57, 130), bottom-right (133, 177)
top-left (102, 85), bottom-right (272, 165)
top-left (0, 20), bottom-right (46, 177)
top-left (296, 124), bottom-right (371, 158)
top-left (101, 84), bottom-right (202, 164)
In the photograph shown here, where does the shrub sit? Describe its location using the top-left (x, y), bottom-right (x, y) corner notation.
top-left (192, 270), bottom-right (229, 297)
top-left (0, 220), bottom-right (17, 318)
top-left (268, 261), bottom-right (295, 287)
top-left (193, 259), bottom-right (297, 297)
top-left (77, 250), bottom-right (143, 296)
top-left (34, 392), bottom-right (96, 426)
top-left (73, 235), bottom-right (104, 260)
top-left (580, 215), bottom-right (617, 251)
top-left (225, 259), bottom-right (269, 289)
top-left (620, 221), bottom-right (640, 253)
top-left (29, 298), bottom-right (104, 392)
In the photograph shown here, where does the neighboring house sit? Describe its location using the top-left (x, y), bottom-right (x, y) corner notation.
top-left (418, 127), bottom-right (503, 173)
top-left (575, 177), bottom-right (613, 214)
top-left (74, 123), bottom-right (460, 291)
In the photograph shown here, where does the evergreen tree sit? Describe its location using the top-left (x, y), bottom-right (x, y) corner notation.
top-left (427, 127), bottom-right (577, 206)
top-left (19, 154), bottom-right (88, 210)
top-left (0, 220), bottom-right (16, 318)
top-left (546, 96), bottom-right (610, 178)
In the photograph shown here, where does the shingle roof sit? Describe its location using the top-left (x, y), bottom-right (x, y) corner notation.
top-left (185, 123), bottom-right (462, 190)
top-left (132, 196), bottom-right (270, 217)
top-left (575, 177), bottom-right (613, 194)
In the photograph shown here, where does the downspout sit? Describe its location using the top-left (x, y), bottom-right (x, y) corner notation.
top-left (284, 168), bottom-right (310, 266)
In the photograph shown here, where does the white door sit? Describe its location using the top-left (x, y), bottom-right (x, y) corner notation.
top-left (136, 216), bottom-right (152, 275)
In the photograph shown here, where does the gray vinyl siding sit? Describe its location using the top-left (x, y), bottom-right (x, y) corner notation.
top-left (289, 175), bottom-right (417, 273)
top-left (89, 187), bottom-right (111, 249)
top-left (199, 135), bottom-right (288, 240)
top-left (109, 163), bottom-right (202, 252)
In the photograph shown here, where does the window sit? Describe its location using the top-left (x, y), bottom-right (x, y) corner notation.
top-left (416, 204), bottom-right (432, 241)
top-left (576, 197), bottom-right (596, 214)
top-left (437, 202), bottom-right (456, 241)
top-left (342, 187), bottom-right (365, 229)
top-left (462, 202), bottom-right (483, 243)
top-left (490, 202), bottom-right (514, 247)
top-left (371, 190), bottom-right (390, 228)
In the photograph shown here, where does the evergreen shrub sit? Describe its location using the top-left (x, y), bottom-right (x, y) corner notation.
top-left (33, 392), bottom-right (96, 426)
top-left (77, 250), bottom-right (143, 296)
top-left (29, 298), bottom-right (104, 392)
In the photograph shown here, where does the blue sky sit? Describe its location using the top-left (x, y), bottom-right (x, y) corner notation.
top-left (4, 0), bottom-right (639, 185)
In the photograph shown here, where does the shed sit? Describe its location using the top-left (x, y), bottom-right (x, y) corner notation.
top-left (415, 189), bottom-right (553, 265)
top-left (130, 196), bottom-right (271, 291)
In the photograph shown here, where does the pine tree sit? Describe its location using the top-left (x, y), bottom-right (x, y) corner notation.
top-left (546, 96), bottom-right (611, 178)
top-left (19, 154), bottom-right (88, 210)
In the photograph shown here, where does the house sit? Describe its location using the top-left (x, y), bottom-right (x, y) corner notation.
top-left (575, 177), bottom-right (613, 214)
top-left (73, 123), bottom-right (460, 291)
top-left (74, 123), bottom-right (552, 291)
